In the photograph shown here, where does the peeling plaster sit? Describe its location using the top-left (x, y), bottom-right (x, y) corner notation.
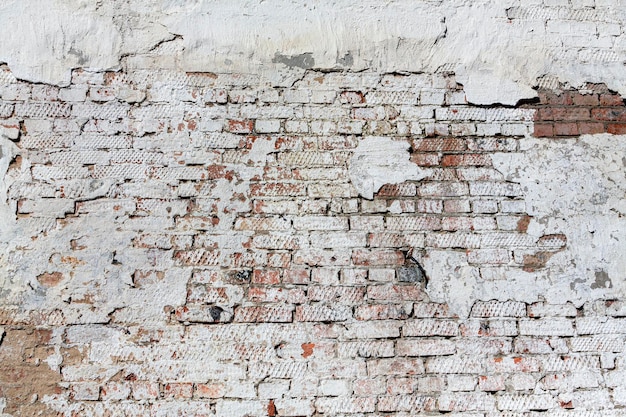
top-left (0, 133), bottom-right (19, 252)
top-left (1, 1), bottom-right (625, 101)
top-left (425, 134), bottom-right (626, 317)
top-left (0, 136), bottom-right (279, 324)
top-left (349, 137), bottom-right (426, 200)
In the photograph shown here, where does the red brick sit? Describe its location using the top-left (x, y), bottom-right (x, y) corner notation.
top-left (205, 165), bottom-right (235, 180)
top-left (227, 119), bottom-right (254, 133)
top-left (367, 284), bottom-right (425, 302)
top-left (535, 108), bottom-right (554, 121)
top-left (572, 93), bottom-right (599, 106)
top-left (410, 153), bottom-right (440, 166)
top-left (578, 122), bottom-right (605, 135)
top-left (339, 91), bottom-right (365, 104)
top-left (249, 182), bottom-right (307, 197)
top-left (252, 269), bottom-right (281, 284)
top-left (247, 287), bottom-right (306, 303)
top-left (551, 107), bottom-right (590, 121)
top-left (195, 383), bottom-right (224, 399)
top-left (599, 94), bottom-right (623, 106)
top-left (533, 123), bottom-right (554, 137)
top-left (443, 200), bottom-right (470, 213)
top-left (540, 91), bottom-right (573, 106)
top-left (412, 138), bottom-right (467, 152)
top-left (607, 123), bottom-right (626, 134)
top-left (553, 122), bottom-right (579, 136)
top-left (441, 154), bottom-right (492, 167)
top-left (591, 107), bottom-right (626, 121)
top-left (377, 183), bottom-right (417, 197)
top-left (282, 268), bottom-right (310, 284)
top-left (163, 383), bottom-right (193, 399)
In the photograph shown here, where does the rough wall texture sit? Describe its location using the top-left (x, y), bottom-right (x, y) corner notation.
top-left (1, 1), bottom-right (626, 416)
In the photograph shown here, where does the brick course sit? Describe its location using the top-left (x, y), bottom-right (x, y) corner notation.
top-left (0, 64), bottom-right (624, 415)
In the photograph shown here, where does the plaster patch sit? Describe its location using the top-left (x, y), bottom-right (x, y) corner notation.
top-left (272, 53), bottom-right (315, 70)
top-left (2, 0), bottom-right (626, 101)
top-left (0, 0), bottom-right (123, 85)
top-left (425, 134), bottom-right (626, 317)
top-left (349, 137), bottom-right (426, 200)
top-left (0, 135), bottom-right (19, 246)
top-left (0, 137), bottom-right (279, 324)
top-left (456, 70), bottom-right (538, 106)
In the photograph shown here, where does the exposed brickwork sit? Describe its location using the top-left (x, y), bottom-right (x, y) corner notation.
top-left (0, 64), bottom-right (625, 415)
top-left (529, 84), bottom-right (626, 138)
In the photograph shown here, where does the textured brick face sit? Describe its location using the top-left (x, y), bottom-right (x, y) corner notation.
top-left (0, 59), bottom-right (625, 416)
top-left (530, 85), bottom-right (626, 137)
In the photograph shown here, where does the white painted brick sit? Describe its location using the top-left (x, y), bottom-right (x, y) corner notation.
top-left (215, 400), bottom-right (265, 417)
top-left (497, 394), bottom-right (556, 411)
top-left (274, 399), bottom-right (315, 416)
top-left (577, 317), bottom-right (626, 334)
top-left (446, 375), bottom-right (477, 391)
top-left (519, 318), bottom-right (575, 336)
top-left (255, 119), bottom-right (281, 133)
top-left (471, 300), bottom-right (526, 317)
top-left (293, 216), bottom-right (348, 231)
top-left (396, 339), bottom-right (456, 356)
top-left (319, 379), bottom-right (351, 396)
top-left (344, 321), bottom-right (401, 339)
top-left (283, 89), bottom-right (310, 103)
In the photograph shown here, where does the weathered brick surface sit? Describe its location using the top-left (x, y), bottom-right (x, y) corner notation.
top-left (529, 85), bottom-right (626, 137)
top-left (0, 60), bottom-right (624, 416)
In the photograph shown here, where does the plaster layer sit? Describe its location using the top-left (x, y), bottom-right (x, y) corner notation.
top-left (425, 135), bottom-right (626, 317)
top-left (1, 1), bottom-right (626, 413)
top-left (349, 136), bottom-right (426, 200)
top-left (2, 1), bottom-right (626, 102)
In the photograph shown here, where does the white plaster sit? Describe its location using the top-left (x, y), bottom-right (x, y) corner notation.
top-left (0, 137), bottom-right (279, 323)
top-left (1, 1), bottom-right (625, 100)
top-left (456, 70), bottom-right (538, 106)
top-left (0, 135), bottom-right (19, 241)
top-left (349, 137), bottom-right (426, 200)
top-left (425, 134), bottom-right (626, 317)
top-left (422, 251), bottom-right (481, 319)
top-left (0, 0), bottom-right (123, 86)
top-left (0, 398), bottom-right (8, 416)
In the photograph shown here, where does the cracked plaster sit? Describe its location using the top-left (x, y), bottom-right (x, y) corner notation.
top-left (1, 1), bottom-right (626, 102)
top-left (424, 134), bottom-right (626, 317)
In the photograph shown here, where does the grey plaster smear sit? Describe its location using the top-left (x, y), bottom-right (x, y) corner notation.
top-left (2, 0), bottom-right (626, 102)
top-left (425, 134), bottom-right (626, 317)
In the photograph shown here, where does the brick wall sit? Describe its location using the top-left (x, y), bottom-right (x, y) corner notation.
top-left (0, 64), bottom-right (625, 416)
